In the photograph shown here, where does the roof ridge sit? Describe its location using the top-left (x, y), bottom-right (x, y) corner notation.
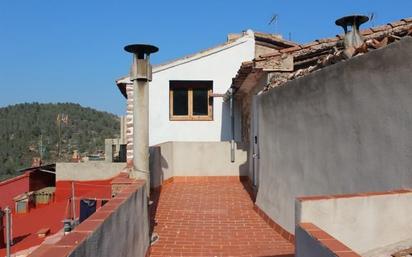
top-left (116, 30), bottom-right (254, 84)
top-left (254, 31), bottom-right (299, 47)
top-left (256, 17), bottom-right (412, 60)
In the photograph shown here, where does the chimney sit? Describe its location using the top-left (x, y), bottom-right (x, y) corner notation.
top-left (335, 15), bottom-right (369, 57)
top-left (227, 33), bottom-right (242, 42)
top-left (124, 44), bottom-right (158, 197)
top-left (31, 157), bottom-right (42, 167)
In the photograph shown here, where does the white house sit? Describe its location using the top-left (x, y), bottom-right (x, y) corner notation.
top-left (116, 30), bottom-right (297, 162)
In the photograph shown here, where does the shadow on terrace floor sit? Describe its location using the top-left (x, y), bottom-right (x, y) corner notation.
top-left (149, 187), bottom-right (161, 237)
top-left (240, 176), bottom-right (257, 202)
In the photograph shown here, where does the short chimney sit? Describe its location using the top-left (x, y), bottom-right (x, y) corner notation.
top-left (124, 44), bottom-right (158, 197)
top-left (31, 157), bottom-right (42, 167)
top-left (227, 33), bottom-right (242, 42)
top-left (335, 15), bottom-right (369, 55)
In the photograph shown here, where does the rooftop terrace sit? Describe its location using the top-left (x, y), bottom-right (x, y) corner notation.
top-left (149, 177), bottom-right (294, 257)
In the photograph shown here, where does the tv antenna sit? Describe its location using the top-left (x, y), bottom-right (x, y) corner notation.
top-left (268, 14), bottom-right (279, 33)
top-left (368, 12), bottom-right (376, 26)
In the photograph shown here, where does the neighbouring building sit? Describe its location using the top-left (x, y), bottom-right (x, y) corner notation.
top-left (231, 18), bottom-right (412, 189)
top-left (230, 15), bottom-right (412, 240)
top-left (115, 30), bottom-right (297, 163)
top-left (0, 164), bottom-right (55, 210)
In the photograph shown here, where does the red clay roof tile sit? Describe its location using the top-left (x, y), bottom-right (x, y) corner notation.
top-left (371, 24), bottom-right (392, 32)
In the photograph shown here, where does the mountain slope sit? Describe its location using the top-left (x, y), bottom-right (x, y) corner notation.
top-left (0, 103), bottom-right (120, 180)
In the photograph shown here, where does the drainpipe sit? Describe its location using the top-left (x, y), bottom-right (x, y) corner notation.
top-left (4, 207), bottom-right (11, 257)
top-left (229, 87), bottom-right (235, 163)
top-left (71, 181), bottom-right (76, 226)
top-left (124, 44), bottom-right (159, 197)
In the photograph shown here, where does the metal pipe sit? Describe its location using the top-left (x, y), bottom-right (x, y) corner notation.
top-left (39, 169), bottom-right (56, 174)
top-left (335, 15), bottom-right (369, 49)
top-left (5, 207), bottom-right (11, 257)
top-left (72, 181), bottom-right (76, 226)
top-left (335, 15), bottom-right (369, 58)
top-left (230, 88), bottom-right (235, 163)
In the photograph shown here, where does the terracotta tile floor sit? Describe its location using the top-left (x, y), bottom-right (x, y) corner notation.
top-left (149, 178), bottom-right (294, 257)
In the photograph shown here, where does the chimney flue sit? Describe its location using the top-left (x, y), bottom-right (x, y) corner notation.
top-left (335, 15), bottom-right (369, 53)
top-left (124, 44), bottom-right (158, 197)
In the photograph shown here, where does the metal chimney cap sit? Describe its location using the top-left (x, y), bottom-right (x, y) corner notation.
top-left (335, 15), bottom-right (369, 27)
top-left (124, 44), bottom-right (159, 55)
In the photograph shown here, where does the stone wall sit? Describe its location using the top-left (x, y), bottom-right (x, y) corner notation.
top-left (56, 162), bottom-right (126, 181)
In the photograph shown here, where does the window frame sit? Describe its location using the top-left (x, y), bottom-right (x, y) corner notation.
top-left (169, 80), bottom-right (213, 121)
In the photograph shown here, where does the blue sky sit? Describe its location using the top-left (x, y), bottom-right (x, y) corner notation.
top-left (0, 1), bottom-right (411, 115)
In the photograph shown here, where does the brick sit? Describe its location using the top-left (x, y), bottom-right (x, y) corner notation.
top-left (74, 220), bottom-right (102, 232)
top-left (331, 193), bottom-right (361, 199)
top-left (299, 223), bottom-right (320, 231)
top-left (297, 195), bottom-right (331, 201)
top-left (335, 251), bottom-right (362, 257)
top-left (88, 210), bottom-right (112, 221)
top-left (308, 229), bottom-right (334, 240)
top-left (56, 232), bottom-right (88, 246)
top-left (320, 239), bottom-right (351, 252)
top-left (149, 179), bottom-right (294, 256)
top-left (33, 246), bottom-right (74, 257)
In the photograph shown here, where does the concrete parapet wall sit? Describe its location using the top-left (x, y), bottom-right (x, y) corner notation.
top-left (296, 189), bottom-right (412, 255)
top-left (255, 38), bottom-right (412, 233)
top-left (149, 141), bottom-right (248, 188)
top-left (28, 181), bottom-right (149, 257)
top-left (56, 162), bottom-right (126, 181)
top-left (295, 223), bottom-right (360, 257)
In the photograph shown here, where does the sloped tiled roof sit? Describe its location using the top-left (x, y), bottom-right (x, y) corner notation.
top-left (254, 31), bottom-right (299, 50)
top-left (232, 17), bottom-right (412, 93)
top-left (116, 30), bottom-right (298, 98)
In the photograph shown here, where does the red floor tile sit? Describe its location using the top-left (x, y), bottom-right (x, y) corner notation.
top-left (150, 179), bottom-right (294, 257)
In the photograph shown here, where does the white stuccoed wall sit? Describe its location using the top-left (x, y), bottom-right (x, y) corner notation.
top-left (149, 141), bottom-right (249, 188)
top-left (296, 192), bottom-right (412, 255)
top-left (120, 31), bottom-right (256, 162)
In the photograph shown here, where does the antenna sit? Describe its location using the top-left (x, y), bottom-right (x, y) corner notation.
top-left (39, 134), bottom-right (43, 161)
top-left (368, 12), bottom-right (376, 27)
top-left (268, 14), bottom-right (279, 34)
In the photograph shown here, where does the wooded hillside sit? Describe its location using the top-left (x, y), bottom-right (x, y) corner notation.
top-left (0, 103), bottom-right (120, 180)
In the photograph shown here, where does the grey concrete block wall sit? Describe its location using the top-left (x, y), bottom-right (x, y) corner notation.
top-left (149, 142), bottom-right (174, 188)
top-left (255, 38), bottom-right (412, 233)
top-left (56, 162), bottom-right (126, 181)
top-left (68, 184), bottom-right (149, 257)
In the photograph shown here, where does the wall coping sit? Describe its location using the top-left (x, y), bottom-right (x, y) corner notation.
top-left (0, 172), bottom-right (30, 187)
top-left (27, 179), bottom-right (145, 257)
top-left (298, 223), bottom-right (361, 257)
top-left (297, 188), bottom-right (412, 201)
top-left (254, 204), bottom-right (295, 244)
